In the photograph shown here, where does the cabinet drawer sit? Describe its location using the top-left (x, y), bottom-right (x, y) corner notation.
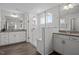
top-left (0, 33), bottom-right (8, 37)
top-left (70, 36), bottom-right (79, 42)
top-left (0, 37), bottom-right (8, 46)
top-left (0, 33), bottom-right (9, 46)
top-left (0, 39), bottom-right (9, 45)
top-left (9, 32), bottom-right (16, 44)
top-left (53, 34), bottom-right (69, 39)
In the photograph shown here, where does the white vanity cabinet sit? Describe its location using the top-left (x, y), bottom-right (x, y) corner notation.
top-left (53, 34), bottom-right (69, 54)
top-left (0, 31), bottom-right (26, 46)
top-left (0, 32), bottom-right (9, 46)
top-left (64, 36), bottom-right (79, 55)
top-left (9, 32), bottom-right (17, 44)
top-left (15, 31), bottom-right (26, 43)
top-left (54, 34), bottom-right (64, 54)
top-left (54, 34), bottom-right (79, 55)
top-left (9, 31), bottom-right (26, 44)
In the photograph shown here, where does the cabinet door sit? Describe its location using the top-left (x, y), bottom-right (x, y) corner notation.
top-left (19, 32), bottom-right (26, 41)
top-left (9, 32), bottom-right (16, 44)
top-left (0, 33), bottom-right (9, 46)
top-left (15, 32), bottom-right (26, 42)
top-left (64, 36), bottom-right (79, 55)
top-left (14, 32), bottom-right (20, 43)
top-left (54, 35), bottom-right (64, 54)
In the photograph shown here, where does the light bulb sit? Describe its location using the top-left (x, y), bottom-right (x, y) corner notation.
top-left (11, 14), bottom-right (18, 17)
top-left (68, 4), bottom-right (74, 8)
top-left (63, 5), bottom-right (69, 10)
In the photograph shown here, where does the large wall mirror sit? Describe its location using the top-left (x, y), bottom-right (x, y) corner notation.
top-left (59, 4), bottom-right (79, 33)
top-left (1, 9), bottom-right (26, 31)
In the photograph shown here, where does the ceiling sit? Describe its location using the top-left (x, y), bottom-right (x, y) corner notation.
top-left (0, 3), bottom-right (79, 16)
top-left (0, 3), bottom-right (61, 14)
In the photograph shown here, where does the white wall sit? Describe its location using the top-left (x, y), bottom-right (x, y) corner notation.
top-left (0, 9), bottom-right (1, 31)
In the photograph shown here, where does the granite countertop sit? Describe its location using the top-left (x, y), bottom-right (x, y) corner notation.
top-left (0, 29), bottom-right (26, 33)
top-left (53, 32), bottom-right (79, 37)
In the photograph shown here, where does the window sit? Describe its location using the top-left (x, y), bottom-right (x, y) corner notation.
top-left (46, 13), bottom-right (52, 23)
top-left (40, 13), bottom-right (52, 24)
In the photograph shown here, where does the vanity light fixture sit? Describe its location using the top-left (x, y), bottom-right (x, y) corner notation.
top-left (63, 5), bottom-right (69, 10)
top-left (10, 14), bottom-right (18, 18)
top-left (68, 4), bottom-right (74, 8)
top-left (63, 4), bottom-right (74, 10)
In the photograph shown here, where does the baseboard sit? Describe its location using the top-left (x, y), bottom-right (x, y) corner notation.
top-left (0, 41), bottom-right (26, 47)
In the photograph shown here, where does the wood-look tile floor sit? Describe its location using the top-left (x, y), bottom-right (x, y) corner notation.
top-left (0, 42), bottom-right (40, 55)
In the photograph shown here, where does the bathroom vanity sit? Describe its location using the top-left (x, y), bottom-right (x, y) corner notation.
top-left (0, 30), bottom-right (26, 46)
top-left (53, 32), bottom-right (79, 55)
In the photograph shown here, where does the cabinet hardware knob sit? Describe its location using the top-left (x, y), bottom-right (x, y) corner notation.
top-left (62, 40), bottom-right (65, 44)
